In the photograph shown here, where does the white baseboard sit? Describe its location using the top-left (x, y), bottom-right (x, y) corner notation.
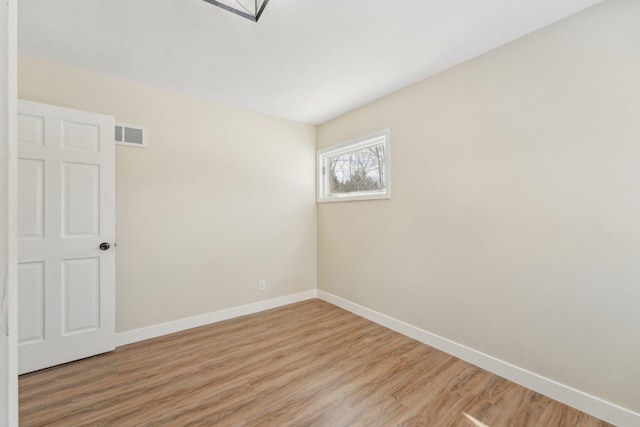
top-left (317, 290), bottom-right (639, 427)
top-left (116, 290), bottom-right (317, 347)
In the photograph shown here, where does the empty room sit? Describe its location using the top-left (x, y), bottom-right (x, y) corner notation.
top-left (1, 0), bottom-right (639, 425)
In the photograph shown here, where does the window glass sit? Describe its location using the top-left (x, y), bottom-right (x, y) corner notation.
top-left (317, 130), bottom-right (390, 202)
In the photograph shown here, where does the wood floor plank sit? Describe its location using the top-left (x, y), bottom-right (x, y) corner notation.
top-left (19, 299), bottom-right (612, 426)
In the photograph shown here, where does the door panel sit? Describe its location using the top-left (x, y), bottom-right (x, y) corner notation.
top-left (62, 257), bottom-right (100, 334)
top-left (17, 159), bottom-right (44, 240)
top-left (17, 114), bottom-right (44, 147)
top-left (63, 121), bottom-right (101, 152)
top-left (17, 262), bottom-right (45, 345)
top-left (62, 162), bottom-right (100, 237)
top-left (18, 100), bottom-right (116, 374)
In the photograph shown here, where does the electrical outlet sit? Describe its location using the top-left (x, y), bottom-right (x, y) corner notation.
top-left (259, 280), bottom-right (266, 292)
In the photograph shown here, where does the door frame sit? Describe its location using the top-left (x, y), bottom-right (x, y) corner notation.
top-left (1, 0), bottom-right (19, 425)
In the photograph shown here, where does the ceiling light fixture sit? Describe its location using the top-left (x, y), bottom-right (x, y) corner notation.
top-left (202, 0), bottom-right (270, 22)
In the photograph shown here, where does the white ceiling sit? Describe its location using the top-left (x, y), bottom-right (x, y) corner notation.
top-left (18, 0), bottom-right (602, 124)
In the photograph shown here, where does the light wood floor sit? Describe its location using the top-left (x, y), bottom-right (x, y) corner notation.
top-left (20, 299), bottom-right (611, 426)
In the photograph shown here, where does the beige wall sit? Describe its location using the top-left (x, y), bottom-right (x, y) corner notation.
top-left (19, 55), bottom-right (317, 333)
top-left (318, 0), bottom-right (640, 413)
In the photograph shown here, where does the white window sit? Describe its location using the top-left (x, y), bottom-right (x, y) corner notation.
top-left (317, 129), bottom-right (391, 203)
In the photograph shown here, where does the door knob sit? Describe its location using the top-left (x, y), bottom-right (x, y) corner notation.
top-left (99, 242), bottom-right (111, 251)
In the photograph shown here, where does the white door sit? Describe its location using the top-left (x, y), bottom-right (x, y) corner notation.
top-left (17, 100), bottom-right (116, 374)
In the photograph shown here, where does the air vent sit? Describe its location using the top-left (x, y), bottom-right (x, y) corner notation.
top-left (115, 123), bottom-right (147, 148)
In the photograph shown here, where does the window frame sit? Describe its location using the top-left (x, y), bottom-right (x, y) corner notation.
top-left (317, 129), bottom-right (391, 203)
